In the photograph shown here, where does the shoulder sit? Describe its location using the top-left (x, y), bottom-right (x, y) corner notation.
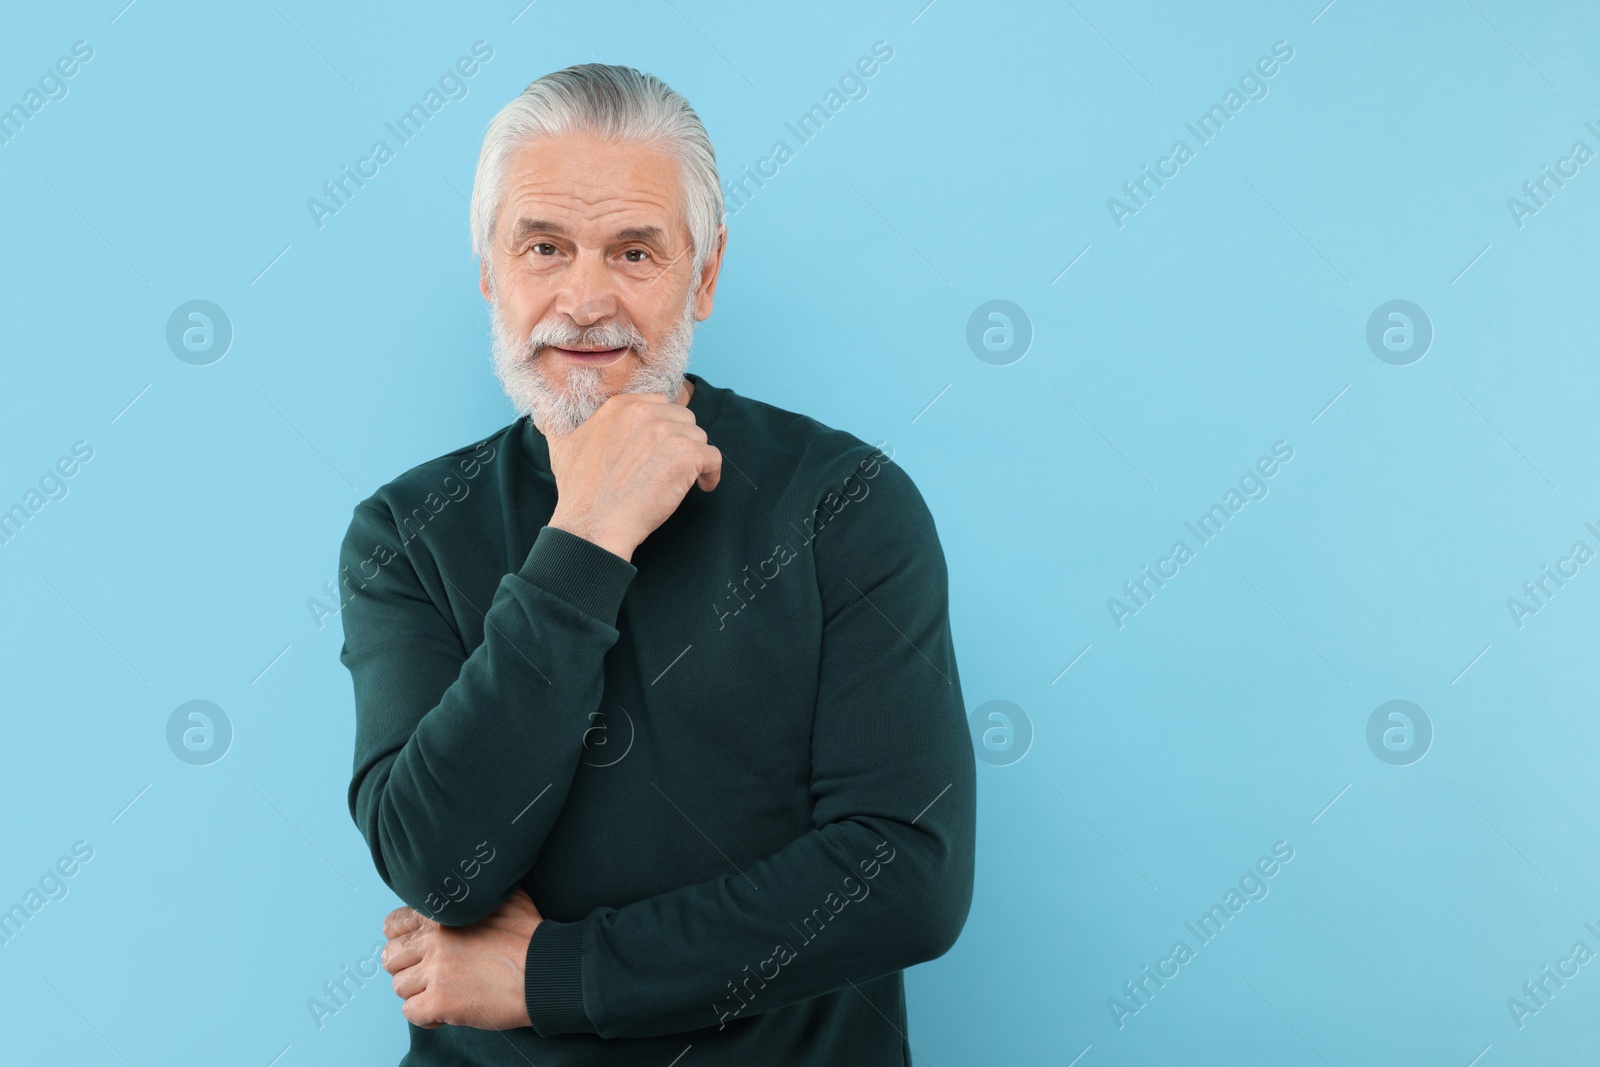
top-left (713, 384), bottom-right (905, 498)
top-left (344, 421), bottom-right (516, 538)
top-left (713, 382), bottom-right (936, 550)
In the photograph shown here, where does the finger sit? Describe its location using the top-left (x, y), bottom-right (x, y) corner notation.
top-left (656, 402), bottom-right (697, 424)
top-left (392, 962), bottom-right (428, 999)
top-left (696, 444), bottom-right (722, 492)
top-left (382, 934), bottom-right (425, 974)
top-left (498, 884), bottom-right (540, 916)
top-left (401, 991), bottom-right (443, 1029)
top-left (383, 907), bottom-right (426, 939)
top-left (657, 419), bottom-right (706, 444)
top-left (633, 398), bottom-right (694, 427)
top-left (608, 390), bottom-right (667, 408)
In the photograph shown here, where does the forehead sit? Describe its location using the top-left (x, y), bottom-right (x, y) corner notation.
top-left (497, 131), bottom-right (686, 242)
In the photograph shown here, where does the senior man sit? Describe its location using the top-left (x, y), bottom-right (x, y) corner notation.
top-left (337, 62), bottom-right (974, 1065)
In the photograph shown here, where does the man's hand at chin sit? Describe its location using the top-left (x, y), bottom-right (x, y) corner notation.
top-left (381, 886), bottom-right (543, 1030)
top-left (546, 391), bottom-right (722, 563)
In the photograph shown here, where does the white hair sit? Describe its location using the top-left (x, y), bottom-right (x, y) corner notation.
top-left (469, 63), bottom-right (724, 278)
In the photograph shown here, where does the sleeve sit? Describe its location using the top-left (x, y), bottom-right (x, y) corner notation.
top-left (339, 501), bottom-right (637, 926)
top-left (522, 451), bottom-right (977, 1039)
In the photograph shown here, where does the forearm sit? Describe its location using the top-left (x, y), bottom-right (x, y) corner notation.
top-left (345, 521), bottom-right (636, 925)
top-left (526, 768), bottom-right (975, 1038)
top-left (519, 449), bottom-right (977, 1039)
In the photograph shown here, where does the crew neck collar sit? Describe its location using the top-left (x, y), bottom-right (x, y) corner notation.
top-left (518, 371), bottom-right (725, 473)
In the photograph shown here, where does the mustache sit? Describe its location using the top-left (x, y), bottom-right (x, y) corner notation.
top-left (523, 318), bottom-right (648, 356)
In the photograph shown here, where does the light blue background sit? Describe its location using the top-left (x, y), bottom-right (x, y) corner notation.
top-left (3, 1), bottom-right (1598, 1063)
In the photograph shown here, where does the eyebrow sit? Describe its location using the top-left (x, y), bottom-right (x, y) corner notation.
top-left (615, 224), bottom-right (667, 243)
top-left (508, 218), bottom-right (669, 246)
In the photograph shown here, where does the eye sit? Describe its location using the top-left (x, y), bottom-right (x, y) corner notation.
top-left (531, 242), bottom-right (558, 256)
top-left (622, 248), bottom-right (650, 263)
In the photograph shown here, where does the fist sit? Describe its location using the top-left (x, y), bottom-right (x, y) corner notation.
top-left (546, 391), bottom-right (721, 561)
top-left (382, 886), bottom-right (543, 1031)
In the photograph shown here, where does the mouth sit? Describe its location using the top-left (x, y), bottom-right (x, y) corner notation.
top-left (547, 345), bottom-right (630, 366)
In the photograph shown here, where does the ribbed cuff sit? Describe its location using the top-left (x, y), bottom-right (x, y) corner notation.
top-left (518, 526), bottom-right (637, 627)
top-left (525, 917), bottom-right (594, 1036)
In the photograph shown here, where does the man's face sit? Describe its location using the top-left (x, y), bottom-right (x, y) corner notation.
top-left (481, 130), bottom-right (724, 437)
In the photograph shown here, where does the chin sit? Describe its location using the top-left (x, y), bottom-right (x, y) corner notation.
top-left (487, 294), bottom-right (697, 437)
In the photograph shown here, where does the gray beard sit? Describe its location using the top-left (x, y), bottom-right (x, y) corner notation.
top-left (488, 288), bottom-right (698, 439)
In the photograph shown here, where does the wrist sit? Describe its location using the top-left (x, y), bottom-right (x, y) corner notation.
top-left (548, 512), bottom-right (635, 562)
top-left (525, 917), bottom-right (595, 1036)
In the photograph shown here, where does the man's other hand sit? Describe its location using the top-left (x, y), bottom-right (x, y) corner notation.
top-left (381, 886), bottom-right (543, 1030)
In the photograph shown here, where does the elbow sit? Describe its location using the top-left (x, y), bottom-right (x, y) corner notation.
top-left (887, 827), bottom-right (975, 967)
top-left (905, 872), bottom-right (973, 964)
top-left (428, 896), bottom-right (502, 928)
top-left (371, 838), bottom-right (509, 928)
top-left (369, 846), bottom-right (506, 927)
top-left (354, 771), bottom-right (507, 927)
top-left (854, 796), bottom-right (974, 968)
top-left (915, 810), bottom-right (976, 963)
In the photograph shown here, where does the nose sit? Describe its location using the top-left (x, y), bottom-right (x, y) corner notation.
top-left (555, 245), bottom-right (620, 327)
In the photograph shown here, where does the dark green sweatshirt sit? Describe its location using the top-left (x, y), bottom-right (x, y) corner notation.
top-left (337, 371), bottom-right (975, 1065)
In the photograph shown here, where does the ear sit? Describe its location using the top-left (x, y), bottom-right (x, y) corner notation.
top-left (693, 225), bottom-right (727, 321)
top-left (479, 257), bottom-right (493, 302)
